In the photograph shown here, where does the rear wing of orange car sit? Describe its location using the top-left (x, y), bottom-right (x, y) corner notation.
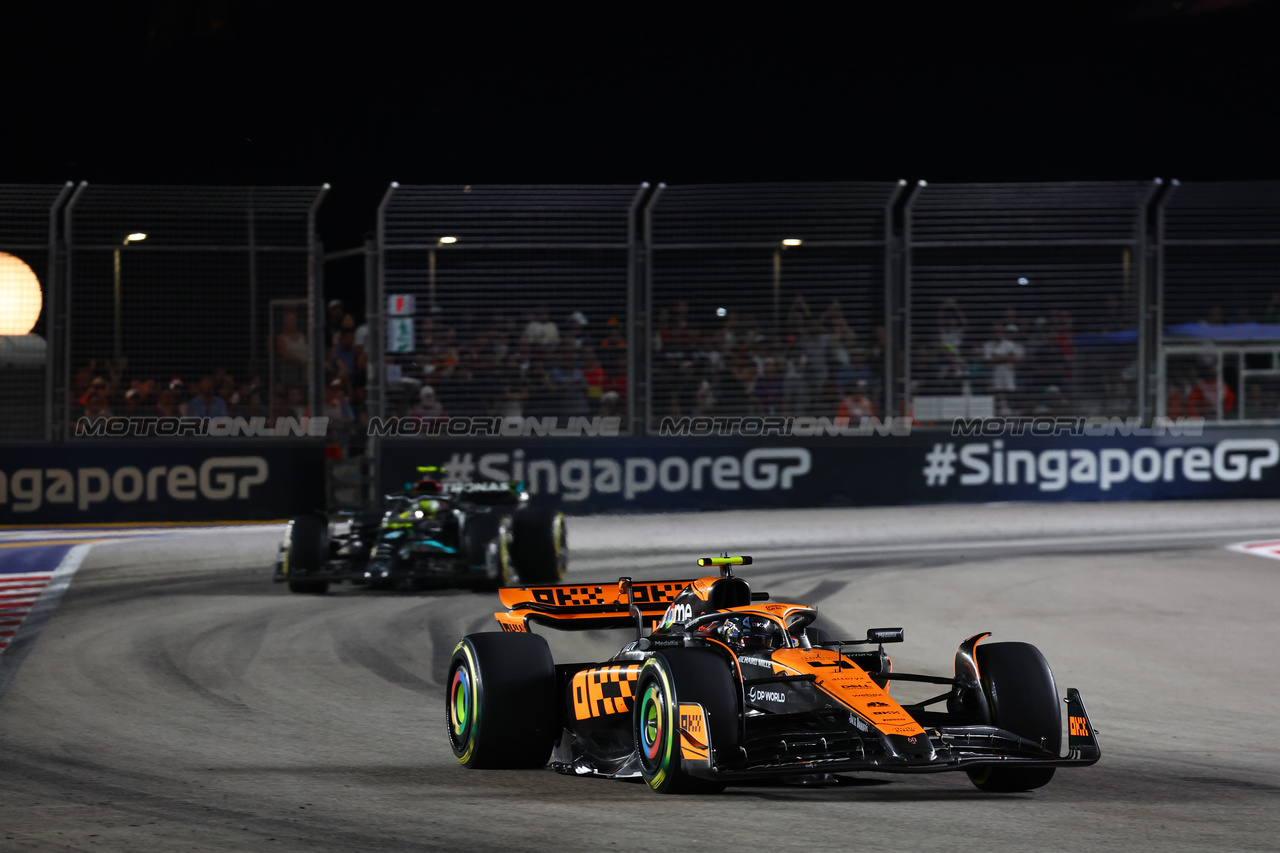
top-left (495, 579), bottom-right (695, 632)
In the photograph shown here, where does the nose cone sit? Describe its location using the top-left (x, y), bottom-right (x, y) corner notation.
top-left (882, 732), bottom-right (937, 764)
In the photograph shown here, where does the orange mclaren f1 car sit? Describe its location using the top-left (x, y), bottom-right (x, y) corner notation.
top-left (446, 556), bottom-right (1099, 793)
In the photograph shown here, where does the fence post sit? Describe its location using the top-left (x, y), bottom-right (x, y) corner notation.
top-left (625, 183), bottom-right (649, 436)
top-left (639, 183), bottom-right (665, 435)
top-left (364, 236), bottom-right (382, 504)
top-left (1137, 178), bottom-right (1165, 423)
top-left (1154, 180), bottom-right (1178, 419)
top-left (59, 181), bottom-right (88, 441)
top-left (883, 179), bottom-right (907, 418)
top-left (901, 180), bottom-right (926, 419)
top-left (43, 182), bottom-right (73, 442)
top-left (307, 184), bottom-right (330, 420)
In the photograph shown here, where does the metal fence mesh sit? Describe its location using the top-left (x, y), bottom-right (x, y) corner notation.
top-left (0, 183), bottom-right (71, 440)
top-left (1160, 181), bottom-right (1280, 421)
top-left (907, 181), bottom-right (1158, 421)
top-left (646, 183), bottom-right (901, 429)
top-left (63, 185), bottom-right (324, 437)
top-left (12, 179), bottom-right (1280, 443)
top-left (377, 184), bottom-right (644, 424)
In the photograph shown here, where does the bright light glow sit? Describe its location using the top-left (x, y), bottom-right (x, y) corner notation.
top-left (1017, 277), bottom-right (1029, 286)
top-left (781, 238), bottom-right (803, 247)
top-left (0, 252), bottom-right (42, 335)
top-left (716, 307), bottom-right (727, 317)
top-left (125, 232), bottom-right (147, 243)
top-left (438, 236), bottom-right (458, 244)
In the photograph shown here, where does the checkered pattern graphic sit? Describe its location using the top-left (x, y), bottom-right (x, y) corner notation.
top-left (631, 582), bottom-right (682, 604)
top-left (572, 665), bottom-right (642, 719)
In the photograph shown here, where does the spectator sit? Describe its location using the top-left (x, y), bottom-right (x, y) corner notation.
top-left (1186, 371), bottom-right (1236, 418)
top-left (498, 354), bottom-right (531, 418)
top-left (754, 355), bottom-right (784, 415)
top-left (718, 356), bottom-right (757, 415)
top-left (599, 390), bottom-right (622, 418)
top-left (938, 297), bottom-right (968, 351)
top-left (523, 308), bottom-right (561, 347)
top-left (284, 386), bottom-right (308, 420)
top-left (566, 310), bottom-right (590, 349)
top-left (276, 309), bottom-right (310, 389)
top-left (323, 379), bottom-right (355, 425)
top-left (157, 378), bottom-right (188, 417)
top-left (581, 349), bottom-right (607, 407)
top-left (82, 378), bottom-right (112, 420)
top-left (334, 328), bottom-right (359, 376)
top-left (982, 323), bottom-right (1024, 415)
top-left (412, 385), bottom-right (449, 420)
top-left (547, 349), bottom-right (589, 417)
top-left (325, 299), bottom-right (346, 347)
top-left (188, 376), bottom-right (229, 418)
top-left (835, 379), bottom-right (876, 423)
top-left (79, 376), bottom-right (109, 415)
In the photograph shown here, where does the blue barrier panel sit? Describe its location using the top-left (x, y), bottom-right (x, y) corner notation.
top-left (380, 428), bottom-right (1280, 513)
top-left (0, 443), bottom-right (326, 524)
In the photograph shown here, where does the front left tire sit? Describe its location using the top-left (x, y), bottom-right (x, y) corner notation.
top-left (967, 641), bottom-right (1062, 793)
top-left (447, 633), bottom-right (558, 769)
top-left (634, 648), bottom-right (740, 794)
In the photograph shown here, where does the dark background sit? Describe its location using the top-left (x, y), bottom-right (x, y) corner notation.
top-left (4, 0), bottom-right (1278, 307)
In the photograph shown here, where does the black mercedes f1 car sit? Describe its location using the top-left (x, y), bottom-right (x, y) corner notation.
top-left (274, 469), bottom-right (566, 594)
top-left (447, 556), bottom-right (1099, 793)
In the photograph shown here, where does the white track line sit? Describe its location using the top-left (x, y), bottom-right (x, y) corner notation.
top-left (0, 544), bottom-right (93, 698)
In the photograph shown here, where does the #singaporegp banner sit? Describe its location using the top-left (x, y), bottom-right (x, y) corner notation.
top-left (380, 427), bottom-right (1280, 513)
top-left (2, 428), bottom-right (1274, 522)
top-left (0, 443), bottom-right (325, 523)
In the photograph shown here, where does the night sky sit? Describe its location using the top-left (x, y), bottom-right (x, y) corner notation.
top-left (4, 1), bottom-right (1278, 302)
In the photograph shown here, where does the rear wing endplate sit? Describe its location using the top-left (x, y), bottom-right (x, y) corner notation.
top-left (495, 579), bottom-right (694, 632)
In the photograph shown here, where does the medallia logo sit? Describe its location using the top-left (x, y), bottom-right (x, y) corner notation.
top-left (437, 448), bottom-right (812, 502)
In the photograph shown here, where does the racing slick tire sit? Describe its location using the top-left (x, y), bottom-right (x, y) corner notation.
top-left (465, 516), bottom-right (514, 592)
top-left (967, 642), bottom-right (1061, 793)
top-left (634, 648), bottom-right (740, 794)
top-left (510, 508), bottom-right (567, 584)
top-left (285, 514), bottom-right (329, 595)
top-left (447, 633), bottom-right (558, 769)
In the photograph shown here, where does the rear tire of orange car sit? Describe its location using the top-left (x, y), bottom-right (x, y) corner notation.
top-left (966, 642), bottom-right (1061, 793)
top-left (634, 648), bottom-right (739, 794)
top-left (447, 633), bottom-right (558, 769)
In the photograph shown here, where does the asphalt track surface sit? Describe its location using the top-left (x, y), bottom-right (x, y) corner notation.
top-left (2, 501), bottom-right (1279, 852)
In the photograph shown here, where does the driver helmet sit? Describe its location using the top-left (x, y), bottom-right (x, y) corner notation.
top-left (412, 477), bottom-right (442, 495)
top-left (721, 615), bottom-right (786, 651)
